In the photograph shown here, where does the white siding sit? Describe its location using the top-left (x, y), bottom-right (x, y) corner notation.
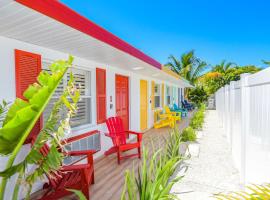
top-left (0, 35), bottom-right (187, 199)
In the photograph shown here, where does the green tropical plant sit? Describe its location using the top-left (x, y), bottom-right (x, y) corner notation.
top-left (224, 66), bottom-right (260, 84)
top-left (181, 126), bottom-right (196, 142)
top-left (121, 129), bottom-right (184, 200)
top-left (200, 63), bottom-right (261, 95)
top-left (68, 189), bottom-right (87, 200)
top-left (165, 129), bottom-right (182, 159)
top-left (166, 55), bottom-right (182, 75)
top-left (198, 72), bottom-right (224, 95)
top-left (0, 56), bottom-right (79, 200)
top-left (189, 105), bottom-right (205, 130)
top-left (214, 183), bottom-right (270, 199)
top-left (165, 51), bottom-right (208, 85)
top-left (212, 60), bottom-right (236, 74)
top-left (262, 60), bottom-right (270, 65)
top-left (188, 86), bottom-right (209, 105)
top-left (0, 100), bottom-right (9, 126)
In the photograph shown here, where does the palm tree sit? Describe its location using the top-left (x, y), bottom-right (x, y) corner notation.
top-left (187, 61), bottom-right (208, 84)
top-left (165, 55), bottom-right (182, 74)
top-left (262, 60), bottom-right (270, 66)
top-left (212, 60), bottom-right (236, 74)
top-left (165, 50), bottom-right (208, 84)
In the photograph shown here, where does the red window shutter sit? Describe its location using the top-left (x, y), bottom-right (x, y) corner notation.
top-left (96, 68), bottom-right (107, 124)
top-left (15, 49), bottom-right (42, 142)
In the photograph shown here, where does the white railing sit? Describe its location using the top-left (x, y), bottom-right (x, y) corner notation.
top-left (215, 69), bottom-right (270, 185)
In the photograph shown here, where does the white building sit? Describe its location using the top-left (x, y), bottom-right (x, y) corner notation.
top-left (0, 0), bottom-right (192, 199)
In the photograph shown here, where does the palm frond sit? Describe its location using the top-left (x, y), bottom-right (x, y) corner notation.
top-left (224, 62), bottom-right (236, 71)
top-left (181, 50), bottom-right (195, 68)
top-left (262, 60), bottom-right (270, 65)
top-left (214, 183), bottom-right (270, 199)
top-left (165, 55), bottom-right (182, 74)
top-left (190, 61), bottom-right (208, 83)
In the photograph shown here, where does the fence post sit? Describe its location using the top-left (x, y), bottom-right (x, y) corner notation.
top-left (224, 85), bottom-right (230, 140)
top-left (222, 87), bottom-right (225, 128)
top-left (229, 81), bottom-right (236, 148)
top-left (240, 73), bottom-right (250, 185)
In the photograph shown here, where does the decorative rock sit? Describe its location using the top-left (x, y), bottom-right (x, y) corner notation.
top-left (185, 143), bottom-right (200, 157)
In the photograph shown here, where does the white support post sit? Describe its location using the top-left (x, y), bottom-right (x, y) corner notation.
top-left (240, 73), bottom-right (250, 186)
top-left (229, 81), bottom-right (236, 148)
top-left (224, 85), bottom-right (230, 140)
top-left (221, 87), bottom-right (225, 128)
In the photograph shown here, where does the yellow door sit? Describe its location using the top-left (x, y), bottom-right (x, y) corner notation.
top-left (140, 80), bottom-right (148, 131)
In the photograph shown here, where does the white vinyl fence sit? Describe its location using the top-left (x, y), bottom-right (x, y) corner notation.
top-left (215, 69), bottom-right (270, 185)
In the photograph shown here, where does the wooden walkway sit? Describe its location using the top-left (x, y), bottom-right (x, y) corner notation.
top-left (32, 113), bottom-right (192, 200)
top-left (91, 114), bottom-right (192, 200)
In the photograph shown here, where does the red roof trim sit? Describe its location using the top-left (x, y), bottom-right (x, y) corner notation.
top-left (15, 0), bottom-right (162, 69)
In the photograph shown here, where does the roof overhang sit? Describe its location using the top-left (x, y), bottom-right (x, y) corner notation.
top-left (162, 66), bottom-right (194, 88)
top-left (0, 0), bottom-right (192, 88)
top-left (15, 0), bottom-right (161, 69)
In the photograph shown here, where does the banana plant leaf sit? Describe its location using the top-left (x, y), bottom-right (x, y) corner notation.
top-left (0, 56), bottom-right (75, 200)
top-left (0, 56), bottom-right (73, 156)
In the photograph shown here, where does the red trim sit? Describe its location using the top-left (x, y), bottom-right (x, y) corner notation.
top-left (15, 0), bottom-right (162, 69)
top-left (96, 68), bottom-right (107, 124)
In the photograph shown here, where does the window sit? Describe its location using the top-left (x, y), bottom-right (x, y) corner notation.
top-left (166, 86), bottom-right (172, 105)
top-left (154, 84), bottom-right (161, 108)
top-left (43, 61), bottom-right (92, 128)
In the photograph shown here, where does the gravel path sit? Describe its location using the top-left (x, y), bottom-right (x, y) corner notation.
top-left (171, 110), bottom-right (241, 199)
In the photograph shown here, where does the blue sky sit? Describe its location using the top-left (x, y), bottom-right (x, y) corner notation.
top-left (61, 0), bottom-right (270, 67)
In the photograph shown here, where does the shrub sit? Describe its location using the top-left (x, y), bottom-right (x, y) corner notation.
top-left (165, 128), bottom-right (182, 159)
top-left (188, 86), bottom-right (209, 106)
top-left (121, 128), bottom-right (183, 200)
top-left (199, 103), bottom-right (206, 111)
top-left (181, 126), bottom-right (196, 142)
top-left (190, 113), bottom-right (203, 129)
top-left (190, 104), bottom-right (205, 130)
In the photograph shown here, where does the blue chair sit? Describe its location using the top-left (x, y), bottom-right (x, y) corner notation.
top-left (184, 100), bottom-right (195, 110)
top-left (172, 103), bottom-right (188, 117)
top-left (182, 100), bottom-right (193, 111)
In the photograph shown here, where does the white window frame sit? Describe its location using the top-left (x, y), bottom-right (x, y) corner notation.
top-left (42, 59), bottom-right (95, 131)
top-left (154, 83), bottom-right (161, 108)
top-left (166, 85), bottom-right (172, 105)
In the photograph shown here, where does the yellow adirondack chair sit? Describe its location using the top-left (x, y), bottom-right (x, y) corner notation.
top-left (164, 106), bottom-right (181, 123)
top-left (154, 109), bottom-right (175, 129)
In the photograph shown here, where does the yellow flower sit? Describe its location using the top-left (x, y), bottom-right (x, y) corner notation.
top-left (206, 72), bottom-right (222, 78)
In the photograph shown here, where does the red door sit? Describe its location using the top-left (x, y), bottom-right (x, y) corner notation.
top-left (115, 75), bottom-right (129, 130)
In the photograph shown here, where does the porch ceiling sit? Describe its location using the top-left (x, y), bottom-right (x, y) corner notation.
top-left (0, 0), bottom-right (192, 87)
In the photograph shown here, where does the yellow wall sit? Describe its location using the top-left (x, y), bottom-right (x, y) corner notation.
top-left (140, 80), bottom-right (148, 131)
top-left (151, 81), bottom-right (155, 110)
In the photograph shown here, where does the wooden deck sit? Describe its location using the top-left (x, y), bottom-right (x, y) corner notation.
top-left (90, 114), bottom-right (192, 200)
top-left (32, 113), bottom-right (192, 200)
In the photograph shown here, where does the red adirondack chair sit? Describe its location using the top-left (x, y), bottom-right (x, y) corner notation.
top-left (32, 140), bottom-right (95, 200)
top-left (104, 117), bottom-right (143, 164)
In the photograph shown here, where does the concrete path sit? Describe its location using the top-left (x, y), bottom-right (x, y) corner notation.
top-left (171, 110), bottom-right (241, 199)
